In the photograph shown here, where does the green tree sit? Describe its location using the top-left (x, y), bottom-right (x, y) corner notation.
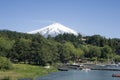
top-left (0, 37), bottom-right (15, 57)
top-left (101, 45), bottom-right (113, 59)
top-left (85, 45), bottom-right (101, 58)
top-left (86, 35), bottom-right (106, 47)
top-left (12, 38), bottom-right (31, 63)
top-left (74, 48), bottom-right (84, 61)
top-left (59, 42), bottom-right (75, 63)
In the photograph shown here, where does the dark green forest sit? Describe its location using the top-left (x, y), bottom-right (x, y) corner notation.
top-left (0, 30), bottom-right (120, 66)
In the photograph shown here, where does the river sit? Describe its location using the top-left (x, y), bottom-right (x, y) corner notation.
top-left (36, 70), bottom-right (120, 80)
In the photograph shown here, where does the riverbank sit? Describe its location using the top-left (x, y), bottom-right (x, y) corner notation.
top-left (0, 64), bottom-right (57, 80)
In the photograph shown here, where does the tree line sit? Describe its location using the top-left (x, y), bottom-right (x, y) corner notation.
top-left (0, 30), bottom-right (120, 66)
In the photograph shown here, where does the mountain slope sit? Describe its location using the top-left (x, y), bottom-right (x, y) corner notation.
top-left (28, 23), bottom-right (78, 37)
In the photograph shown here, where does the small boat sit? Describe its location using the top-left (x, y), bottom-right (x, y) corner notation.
top-left (58, 68), bottom-right (68, 71)
top-left (112, 74), bottom-right (120, 77)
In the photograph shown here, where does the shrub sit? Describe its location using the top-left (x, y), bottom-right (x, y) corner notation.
top-left (0, 56), bottom-right (13, 70)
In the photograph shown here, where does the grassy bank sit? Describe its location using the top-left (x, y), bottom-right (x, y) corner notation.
top-left (0, 64), bottom-right (57, 80)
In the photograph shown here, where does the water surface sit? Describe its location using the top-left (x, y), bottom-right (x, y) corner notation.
top-left (36, 70), bottom-right (120, 80)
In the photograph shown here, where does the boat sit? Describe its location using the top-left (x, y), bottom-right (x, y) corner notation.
top-left (58, 68), bottom-right (68, 71)
top-left (112, 74), bottom-right (120, 77)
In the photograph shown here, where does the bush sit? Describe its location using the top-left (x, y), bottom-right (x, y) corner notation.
top-left (0, 56), bottom-right (13, 70)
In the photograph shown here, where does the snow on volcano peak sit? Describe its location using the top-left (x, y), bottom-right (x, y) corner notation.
top-left (28, 23), bottom-right (78, 37)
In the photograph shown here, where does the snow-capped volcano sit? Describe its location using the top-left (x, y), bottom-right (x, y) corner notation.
top-left (28, 23), bottom-right (78, 37)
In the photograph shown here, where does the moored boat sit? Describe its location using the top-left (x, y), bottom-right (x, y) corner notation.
top-left (58, 68), bottom-right (68, 71)
top-left (112, 74), bottom-right (120, 77)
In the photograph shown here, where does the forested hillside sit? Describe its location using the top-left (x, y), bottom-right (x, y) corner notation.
top-left (0, 30), bottom-right (120, 66)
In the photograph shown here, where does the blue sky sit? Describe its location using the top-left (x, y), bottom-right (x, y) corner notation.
top-left (0, 0), bottom-right (120, 38)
